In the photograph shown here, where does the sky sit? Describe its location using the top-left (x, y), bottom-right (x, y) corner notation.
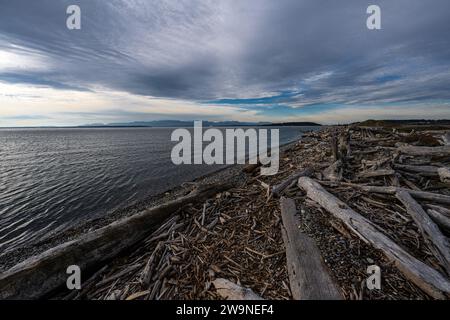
top-left (0, 0), bottom-right (450, 126)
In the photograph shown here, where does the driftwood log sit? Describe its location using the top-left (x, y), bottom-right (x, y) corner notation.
top-left (426, 204), bottom-right (450, 216)
top-left (0, 183), bottom-right (231, 300)
top-left (340, 183), bottom-right (450, 206)
top-left (280, 197), bottom-right (342, 300)
top-left (393, 164), bottom-right (439, 177)
top-left (396, 191), bottom-right (450, 276)
top-left (397, 145), bottom-right (450, 157)
top-left (212, 278), bottom-right (263, 300)
top-left (357, 169), bottom-right (395, 179)
top-left (427, 209), bottom-right (450, 234)
top-left (298, 177), bottom-right (450, 299)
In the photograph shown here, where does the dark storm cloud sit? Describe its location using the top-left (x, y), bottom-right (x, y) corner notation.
top-left (1, 0), bottom-right (450, 107)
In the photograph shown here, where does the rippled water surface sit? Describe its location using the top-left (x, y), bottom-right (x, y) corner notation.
top-left (0, 126), bottom-right (316, 253)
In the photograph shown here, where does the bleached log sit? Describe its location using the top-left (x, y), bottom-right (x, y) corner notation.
top-left (397, 145), bottom-right (450, 157)
top-left (280, 197), bottom-right (342, 300)
top-left (272, 168), bottom-right (313, 197)
top-left (298, 176), bottom-right (450, 299)
top-left (212, 278), bottom-right (263, 300)
top-left (396, 191), bottom-right (450, 276)
top-left (0, 183), bottom-right (231, 300)
top-left (340, 183), bottom-right (450, 206)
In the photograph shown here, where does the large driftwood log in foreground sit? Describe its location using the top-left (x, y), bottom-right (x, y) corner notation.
top-left (397, 145), bottom-right (450, 157)
top-left (340, 183), bottom-right (450, 206)
top-left (280, 197), bottom-right (342, 300)
top-left (212, 278), bottom-right (263, 300)
top-left (0, 183), bottom-right (231, 300)
top-left (396, 191), bottom-right (450, 276)
top-left (272, 168), bottom-right (312, 197)
top-left (298, 177), bottom-right (450, 299)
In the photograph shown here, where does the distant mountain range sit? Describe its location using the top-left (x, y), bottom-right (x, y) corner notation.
top-left (79, 120), bottom-right (322, 128)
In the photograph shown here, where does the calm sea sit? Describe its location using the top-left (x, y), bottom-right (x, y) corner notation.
top-left (0, 126), bottom-right (317, 254)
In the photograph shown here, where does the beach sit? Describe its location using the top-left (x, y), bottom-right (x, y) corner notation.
top-left (1, 123), bottom-right (450, 300)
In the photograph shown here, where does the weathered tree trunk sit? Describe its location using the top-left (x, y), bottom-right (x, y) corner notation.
top-left (280, 197), bottom-right (342, 300)
top-left (0, 183), bottom-right (231, 300)
top-left (396, 191), bottom-right (450, 276)
top-left (298, 177), bottom-right (450, 299)
top-left (212, 278), bottom-right (263, 300)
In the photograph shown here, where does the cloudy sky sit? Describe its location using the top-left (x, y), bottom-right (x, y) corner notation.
top-left (1, 0), bottom-right (450, 126)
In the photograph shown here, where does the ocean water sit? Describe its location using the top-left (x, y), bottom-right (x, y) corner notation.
top-left (0, 126), bottom-right (317, 254)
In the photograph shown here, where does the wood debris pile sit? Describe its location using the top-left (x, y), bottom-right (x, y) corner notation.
top-left (55, 124), bottom-right (450, 300)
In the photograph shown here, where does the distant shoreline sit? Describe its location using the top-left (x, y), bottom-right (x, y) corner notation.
top-left (2, 118), bottom-right (450, 129)
top-left (0, 123), bottom-right (322, 129)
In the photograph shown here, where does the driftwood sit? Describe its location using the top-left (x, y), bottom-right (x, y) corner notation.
top-left (272, 168), bottom-right (312, 197)
top-left (280, 197), bottom-right (342, 300)
top-left (438, 167), bottom-right (450, 184)
top-left (394, 164), bottom-right (439, 177)
top-left (362, 157), bottom-right (390, 169)
top-left (397, 145), bottom-right (450, 157)
top-left (212, 278), bottom-right (263, 300)
top-left (323, 160), bottom-right (343, 182)
top-left (242, 163), bottom-right (260, 174)
top-left (298, 176), bottom-right (450, 299)
top-left (396, 190), bottom-right (450, 276)
top-left (427, 210), bottom-right (450, 235)
top-left (339, 130), bottom-right (351, 157)
top-left (340, 183), bottom-right (450, 206)
top-left (0, 183), bottom-right (231, 300)
top-left (330, 132), bottom-right (339, 161)
top-left (357, 169), bottom-right (395, 179)
top-left (426, 204), bottom-right (450, 217)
